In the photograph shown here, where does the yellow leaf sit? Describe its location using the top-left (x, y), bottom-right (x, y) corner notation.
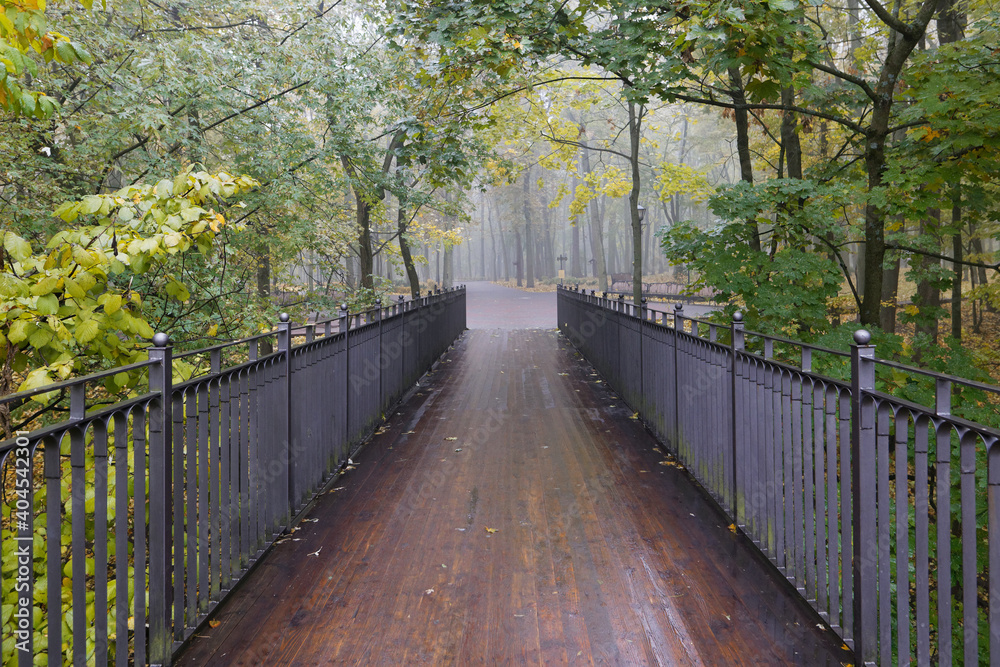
top-left (728, 524), bottom-right (737, 534)
top-left (630, 412), bottom-right (639, 420)
top-left (445, 437), bottom-right (458, 441)
top-left (209, 620), bottom-right (221, 629)
top-left (210, 213), bottom-right (224, 232)
top-left (207, 324), bottom-right (218, 336)
top-left (485, 527), bottom-right (498, 534)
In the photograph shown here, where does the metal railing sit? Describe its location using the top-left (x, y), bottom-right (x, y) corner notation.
top-left (557, 285), bottom-right (1000, 666)
top-left (0, 287), bottom-right (466, 666)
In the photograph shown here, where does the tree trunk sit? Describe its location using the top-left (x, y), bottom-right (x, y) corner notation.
top-left (480, 198), bottom-right (486, 280)
top-left (257, 247), bottom-right (273, 354)
top-left (951, 198), bottom-right (962, 340)
top-left (523, 168), bottom-right (535, 288)
top-left (915, 211), bottom-right (941, 346)
top-left (579, 125), bottom-right (607, 291)
top-left (628, 96), bottom-right (644, 305)
top-left (728, 67), bottom-right (761, 253)
top-left (858, 0), bottom-right (940, 326)
top-left (398, 206), bottom-right (421, 297)
top-left (780, 87), bottom-right (802, 180)
top-left (514, 229), bottom-right (524, 287)
top-left (571, 177), bottom-right (582, 277)
top-left (879, 217), bottom-right (903, 333)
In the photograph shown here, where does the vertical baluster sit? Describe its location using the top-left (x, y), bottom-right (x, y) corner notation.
top-left (731, 313), bottom-right (744, 526)
top-left (113, 413), bottom-right (129, 667)
top-left (934, 378), bottom-right (952, 664)
top-left (850, 329), bottom-right (877, 662)
top-left (786, 372), bottom-right (806, 593)
top-left (988, 440), bottom-right (1000, 667)
top-left (895, 409), bottom-right (912, 666)
top-left (813, 382), bottom-right (827, 616)
top-left (239, 369), bottom-right (250, 569)
top-left (801, 375), bottom-right (815, 598)
top-left (278, 314), bottom-right (293, 522)
top-left (825, 385), bottom-right (839, 629)
top-left (198, 381), bottom-right (210, 615)
top-left (210, 350), bottom-right (222, 602)
top-left (839, 389), bottom-right (853, 638)
top-left (876, 404), bottom-right (891, 664)
top-left (93, 419), bottom-right (109, 664)
top-left (172, 386), bottom-right (185, 639)
top-left (45, 434), bottom-right (62, 663)
top-left (185, 387), bottom-right (198, 628)
top-left (960, 430), bottom-right (978, 665)
top-left (131, 409), bottom-right (148, 666)
top-left (70, 385), bottom-right (87, 665)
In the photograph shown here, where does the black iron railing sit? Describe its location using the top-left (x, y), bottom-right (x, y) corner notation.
top-left (0, 287), bottom-right (466, 666)
top-left (558, 285), bottom-right (1000, 666)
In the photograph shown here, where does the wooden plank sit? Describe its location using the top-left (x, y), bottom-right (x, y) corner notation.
top-left (177, 326), bottom-right (852, 666)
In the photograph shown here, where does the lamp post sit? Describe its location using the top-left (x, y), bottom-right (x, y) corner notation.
top-left (637, 204), bottom-right (646, 225)
top-left (557, 254), bottom-right (567, 284)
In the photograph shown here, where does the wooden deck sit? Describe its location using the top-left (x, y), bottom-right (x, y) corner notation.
top-left (177, 320), bottom-right (851, 665)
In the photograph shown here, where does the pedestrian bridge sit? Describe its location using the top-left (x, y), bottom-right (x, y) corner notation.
top-left (2, 282), bottom-right (996, 665)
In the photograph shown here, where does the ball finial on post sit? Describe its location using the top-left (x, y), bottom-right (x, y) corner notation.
top-left (279, 313), bottom-right (290, 323)
top-left (152, 332), bottom-right (169, 347)
top-left (732, 311), bottom-right (743, 322)
top-left (853, 329), bottom-right (872, 345)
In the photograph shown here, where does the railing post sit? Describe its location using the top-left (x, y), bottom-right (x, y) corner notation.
top-left (340, 304), bottom-right (349, 455)
top-left (731, 312), bottom-right (744, 524)
top-left (148, 333), bottom-right (173, 666)
top-left (376, 299), bottom-right (383, 411)
top-left (277, 313), bottom-right (293, 523)
top-left (850, 328), bottom-right (877, 664)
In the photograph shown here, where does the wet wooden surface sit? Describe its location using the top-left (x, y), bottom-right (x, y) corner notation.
top-left (177, 323), bottom-right (851, 666)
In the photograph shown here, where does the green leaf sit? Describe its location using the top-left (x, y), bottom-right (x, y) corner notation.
top-left (36, 294), bottom-right (59, 315)
top-left (75, 318), bottom-right (99, 344)
top-left (165, 279), bottom-right (190, 301)
top-left (79, 196), bottom-right (103, 215)
top-left (4, 231), bottom-right (32, 261)
top-left (102, 294), bottom-right (122, 315)
top-left (30, 276), bottom-right (59, 297)
top-left (7, 320), bottom-right (30, 344)
top-left (0, 274), bottom-right (29, 297)
top-left (28, 327), bottom-right (52, 349)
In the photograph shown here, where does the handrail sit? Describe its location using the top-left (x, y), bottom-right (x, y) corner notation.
top-left (0, 286), bottom-right (467, 666)
top-left (557, 284), bottom-right (1000, 666)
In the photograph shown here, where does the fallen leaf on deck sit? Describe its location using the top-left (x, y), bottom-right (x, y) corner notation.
top-left (307, 547), bottom-right (323, 557)
top-left (445, 437), bottom-right (458, 441)
top-left (485, 527), bottom-right (499, 534)
top-left (558, 373), bottom-right (569, 376)
top-left (209, 620), bottom-right (221, 629)
top-left (425, 589), bottom-right (434, 595)
top-left (728, 524), bottom-right (737, 534)
top-left (630, 412), bottom-right (639, 420)
top-left (455, 448), bottom-right (463, 452)
top-left (404, 430), bottom-right (416, 434)
top-left (303, 518), bottom-right (319, 523)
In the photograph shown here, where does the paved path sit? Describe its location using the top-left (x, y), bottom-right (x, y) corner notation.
top-left (465, 281), bottom-right (556, 329)
top-left (176, 286), bottom-right (849, 665)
